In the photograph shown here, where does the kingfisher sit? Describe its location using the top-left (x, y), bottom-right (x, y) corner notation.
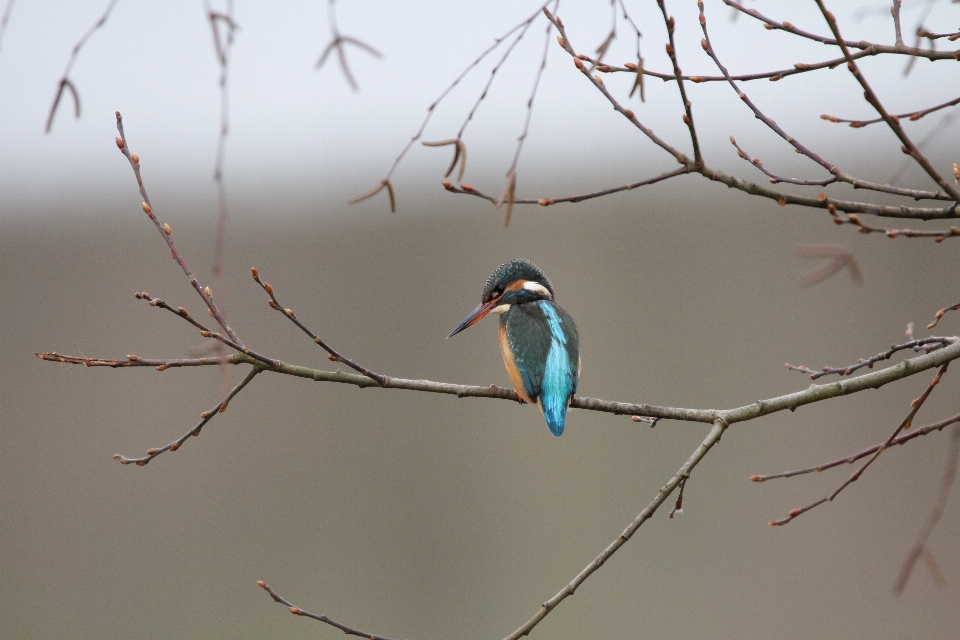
top-left (448, 259), bottom-right (580, 437)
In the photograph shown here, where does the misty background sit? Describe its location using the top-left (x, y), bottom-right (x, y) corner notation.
top-left (3, 1), bottom-right (960, 638)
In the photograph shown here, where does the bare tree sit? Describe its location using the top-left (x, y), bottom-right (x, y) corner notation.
top-left (28, 1), bottom-right (960, 638)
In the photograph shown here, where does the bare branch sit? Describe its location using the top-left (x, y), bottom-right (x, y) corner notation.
top-left (751, 412), bottom-right (960, 482)
top-left (114, 366), bottom-right (261, 465)
top-left (258, 581), bottom-right (401, 640)
top-left (250, 267), bottom-right (386, 386)
top-left (815, 0), bottom-right (960, 203)
top-left (785, 337), bottom-right (952, 380)
top-left (770, 363), bottom-right (950, 525)
top-left (114, 112), bottom-right (247, 349)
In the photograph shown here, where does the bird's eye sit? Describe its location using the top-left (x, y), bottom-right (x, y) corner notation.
top-left (496, 284), bottom-right (505, 293)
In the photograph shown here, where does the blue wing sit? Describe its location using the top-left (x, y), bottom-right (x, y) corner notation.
top-left (503, 301), bottom-right (579, 436)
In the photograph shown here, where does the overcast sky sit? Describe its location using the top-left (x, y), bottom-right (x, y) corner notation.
top-left (1, 1), bottom-right (957, 220)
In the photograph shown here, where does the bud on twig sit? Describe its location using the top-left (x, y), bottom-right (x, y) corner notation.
top-left (251, 267), bottom-right (259, 278)
top-left (115, 137), bottom-right (124, 149)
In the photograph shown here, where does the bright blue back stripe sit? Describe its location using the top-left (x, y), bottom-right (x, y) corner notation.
top-left (539, 302), bottom-right (573, 437)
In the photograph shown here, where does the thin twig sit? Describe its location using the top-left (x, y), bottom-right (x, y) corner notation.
top-left (250, 268), bottom-right (385, 386)
top-left (502, 418), bottom-right (728, 640)
top-left (770, 363), bottom-right (950, 525)
top-left (45, 0), bottom-right (118, 133)
top-left (821, 95), bottom-right (960, 129)
top-left (894, 424), bottom-right (960, 594)
top-left (132, 292), bottom-right (279, 369)
top-left (442, 166), bottom-right (691, 206)
top-left (657, 0), bottom-right (702, 166)
top-left (113, 366), bottom-right (261, 465)
top-left (258, 581), bottom-right (401, 640)
top-left (114, 112), bottom-right (246, 350)
top-left (815, 0), bottom-right (960, 203)
top-left (352, 3), bottom-right (548, 211)
top-left (751, 412), bottom-right (960, 482)
top-left (892, 0), bottom-right (904, 46)
top-left (928, 301), bottom-right (960, 330)
top-left (785, 337), bottom-right (952, 380)
top-left (724, 0), bottom-right (959, 61)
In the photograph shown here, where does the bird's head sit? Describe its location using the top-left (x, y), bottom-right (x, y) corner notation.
top-left (448, 259), bottom-right (554, 338)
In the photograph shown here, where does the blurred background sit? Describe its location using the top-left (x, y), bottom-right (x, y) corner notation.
top-left (3, 1), bottom-right (960, 638)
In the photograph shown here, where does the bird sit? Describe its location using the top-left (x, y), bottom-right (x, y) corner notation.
top-left (448, 259), bottom-right (580, 437)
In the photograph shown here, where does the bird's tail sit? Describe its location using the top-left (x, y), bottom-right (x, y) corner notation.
top-left (540, 398), bottom-right (567, 437)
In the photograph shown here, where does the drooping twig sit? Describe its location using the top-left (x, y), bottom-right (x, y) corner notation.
top-left (315, 0), bottom-right (382, 91)
top-left (770, 363), bottom-right (950, 526)
top-left (751, 412), bottom-right (960, 482)
top-left (0, 0), bottom-right (14, 51)
top-left (204, 0), bottom-right (239, 393)
top-left (45, 0), bottom-right (118, 133)
top-left (257, 581), bottom-right (400, 640)
top-left (250, 268), bottom-right (385, 386)
top-left (353, 3), bottom-right (549, 211)
top-left (496, 8), bottom-right (555, 226)
top-left (894, 424), bottom-right (960, 594)
top-left (204, 0), bottom-right (237, 283)
top-left (114, 366), bottom-right (261, 465)
top-left (421, 139), bottom-right (467, 182)
top-left (785, 336), bottom-right (952, 380)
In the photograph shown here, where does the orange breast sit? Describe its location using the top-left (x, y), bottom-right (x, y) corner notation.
top-left (499, 322), bottom-right (534, 404)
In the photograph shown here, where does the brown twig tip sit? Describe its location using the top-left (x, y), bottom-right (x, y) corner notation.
top-left (750, 475), bottom-right (763, 482)
top-left (250, 267), bottom-right (258, 278)
top-left (442, 180), bottom-right (454, 191)
top-left (257, 580), bottom-right (268, 590)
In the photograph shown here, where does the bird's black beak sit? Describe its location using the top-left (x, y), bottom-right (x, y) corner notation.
top-left (448, 298), bottom-right (499, 338)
